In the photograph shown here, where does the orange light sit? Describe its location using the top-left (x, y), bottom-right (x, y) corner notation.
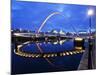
top-left (75, 37), bottom-right (83, 41)
top-left (75, 47), bottom-right (82, 50)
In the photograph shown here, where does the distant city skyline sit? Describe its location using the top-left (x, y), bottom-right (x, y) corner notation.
top-left (11, 0), bottom-right (96, 32)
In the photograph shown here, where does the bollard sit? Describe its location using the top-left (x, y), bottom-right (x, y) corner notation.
top-left (74, 37), bottom-right (85, 50)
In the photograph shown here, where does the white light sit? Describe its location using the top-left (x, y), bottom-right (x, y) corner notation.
top-left (88, 9), bottom-right (94, 16)
top-left (14, 33), bottom-right (22, 36)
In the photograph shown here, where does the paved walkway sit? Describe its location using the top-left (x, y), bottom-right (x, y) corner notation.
top-left (78, 40), bottom-right (96, 70)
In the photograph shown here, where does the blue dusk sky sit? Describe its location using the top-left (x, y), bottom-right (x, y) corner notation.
top-left (11, 0), bottom-right (96, 32)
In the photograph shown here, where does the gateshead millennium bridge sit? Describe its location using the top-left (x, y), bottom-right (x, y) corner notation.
top-left (11, 12), bottom-right (95, 71)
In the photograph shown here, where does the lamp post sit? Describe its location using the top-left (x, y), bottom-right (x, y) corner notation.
top-left (87, 9), bottom-right (94, 69)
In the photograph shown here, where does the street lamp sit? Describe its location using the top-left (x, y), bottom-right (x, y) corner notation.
top-left (87, 9), bottom-right (94, 69)
top-left (88, 9), bottom-right (94, 34)
top-left (88, 9), bottom-right (94, 16)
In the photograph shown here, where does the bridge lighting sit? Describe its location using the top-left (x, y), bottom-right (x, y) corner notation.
top-left (73, 51), bottom-right (77, 54)
top-left (32, 55), bottom-right (35, 58)
top-left (51, 54), bottom-right (54, 57)
top-left (76, 51), bottom-right (80, 53)
top-left (28, 55), bottom-right (31, 57)
top-left (22, 53), bottom-right (26, 56)
top-left (69, 52), bottom-right (73, 55)
top-left (25, 54), bottom-right (28, 57)
top-left (66, 52), bottom-right (69, 55)
top-left (43, 55), bottom-right (47, 58)
top-left (60, 53), bottom-right (63, 56)
top-left (54, 54), bottom-right (57, 57)
top-left (63, 53), bottom-right (66, 56)
top-left (36, 55), bottom-right (39, 58)
top-left (47, 54), bottom-right (51, 57)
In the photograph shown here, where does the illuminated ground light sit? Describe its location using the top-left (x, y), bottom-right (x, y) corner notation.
top-left (75, 47), bottom-right (82, 50)
top-left (14, 50), bottom-right (85, 58)
top-left (75, 37), bottom-right (83, 41)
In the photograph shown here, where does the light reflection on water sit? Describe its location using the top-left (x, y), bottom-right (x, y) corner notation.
top-left (22, 40), bottom-right (74, 53)
top-left (12, 40), bottom-right (88, 74)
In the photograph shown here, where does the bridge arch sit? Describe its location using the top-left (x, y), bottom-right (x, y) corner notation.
top-left (37, 12), bottom-right (79, 36)
top-left (36, 12), bottom-right (80, 67)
